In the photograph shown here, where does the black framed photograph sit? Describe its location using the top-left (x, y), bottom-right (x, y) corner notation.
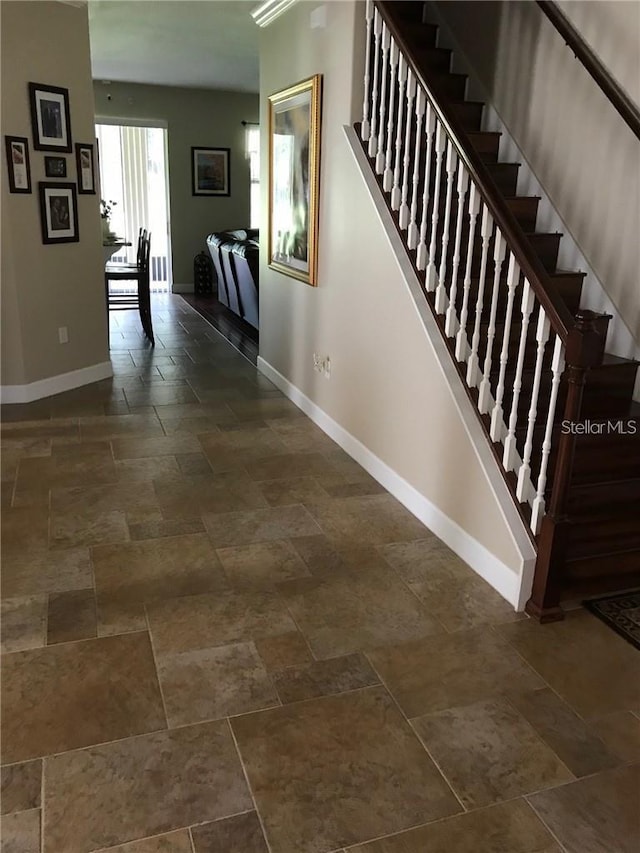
top-left (75, 142), bottom-right (95, 194)
top-left (28, 82), bottom-right (72, 152)
top-left (4, 135), bottom-right (31, 193)
top-left (44, 156), bottom-right (67, 178)
top-left (191, 146), bottom-right (230, 196)
top-left (38, 182), bottom-right (79, 244)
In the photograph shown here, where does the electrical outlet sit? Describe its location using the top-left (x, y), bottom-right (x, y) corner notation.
top-left (58, 326), bottom-right (69, 344)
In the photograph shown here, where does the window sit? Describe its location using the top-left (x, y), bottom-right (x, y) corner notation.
top-left (245, 125), bottom-right (260, 228)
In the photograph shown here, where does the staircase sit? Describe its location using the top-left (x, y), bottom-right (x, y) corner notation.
top-left (357, 0), bottom-right (640, 620)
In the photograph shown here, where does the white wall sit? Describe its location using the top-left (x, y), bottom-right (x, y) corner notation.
top-left (434, 0), bottom-right (640, 346)
top-left (1, 1), bottom-right (110, 397)
top-left (259, 1), bottom-right (532, 599)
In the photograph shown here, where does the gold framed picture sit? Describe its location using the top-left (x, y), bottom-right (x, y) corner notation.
top-left (268, 74), bottom-right (322, 286)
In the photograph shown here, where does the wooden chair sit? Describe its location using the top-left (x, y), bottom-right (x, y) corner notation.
top-left (105, 232), bottom-right (154, 345)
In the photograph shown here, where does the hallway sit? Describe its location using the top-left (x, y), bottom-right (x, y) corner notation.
top-left (1, 296), bottom-right (638, 853)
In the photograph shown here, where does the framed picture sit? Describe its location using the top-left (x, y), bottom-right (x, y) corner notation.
top-left (191, 146), bottom-right (230, 196)
top-left (38, 182), bottom-right (79, 244)
top-left (44, 156), bottom-right (67, 178)
top-left (28, 82), bottom-right (72, 152)
top-left (268, 74), bottom-right (322, 286)
top-left (4, 136), bottom-right (31, 193)
top-left (75, 142), bottom-right (95, 194)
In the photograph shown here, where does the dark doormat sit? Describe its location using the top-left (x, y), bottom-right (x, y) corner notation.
top-left (584, 591), bottom-right (640, 650)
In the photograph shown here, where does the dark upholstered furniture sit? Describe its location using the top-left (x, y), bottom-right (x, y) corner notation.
top-left (206, 229), bottom-right (259, 329)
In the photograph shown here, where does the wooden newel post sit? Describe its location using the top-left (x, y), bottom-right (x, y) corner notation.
top-left (526, 311), bottom-right (605, 622)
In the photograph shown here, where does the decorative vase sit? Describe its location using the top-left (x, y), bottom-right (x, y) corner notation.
top-left (101, 218), bottom-right (114, 242)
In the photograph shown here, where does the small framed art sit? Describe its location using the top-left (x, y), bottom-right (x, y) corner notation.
top-left (4, 136), bottom-right (32, 193)
top-left (38, 182), bottom-right (79, 244)
top-left (191, 146), bottom-right (230, 196)
top-left (29, 82), bottom-right (72, 152)
top-left (44, 156), bottom-right (67, 178)
top-left (75, 142), bottom-right (95, 194)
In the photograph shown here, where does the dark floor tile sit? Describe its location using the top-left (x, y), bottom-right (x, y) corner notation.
top-left (0, 760), bottom-right (41, 814)
top-left (231, 686), bottom-right (461, 853)
top-left (528, 763), bottom-right (640, 853)
top-left (43, 721), bottom-right (252, 853)
top-left (272, 653), bottom-right (379, 704)
top-left (254, 632), bottom-right (313, 671)
top-left (191, 811), bottom-right (268, 853)
top-left (0, 808), bottom-right (40, 852)
top-left (1, 633), bottom-right (166, 763)
top-left (350, 799), bottom-right (562, 852)
top-left (46, 589), bottom-right (97, 645)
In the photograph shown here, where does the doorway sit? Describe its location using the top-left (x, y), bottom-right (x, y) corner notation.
top-left (96, 120), bottom-right (172, 293)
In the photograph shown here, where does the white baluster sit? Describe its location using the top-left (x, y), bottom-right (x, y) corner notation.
top-left (422, 121), bottom-right (446, 284)
top-left (465, 205), bottom-right (494, 386)
top-left (445, 165), bottom-right (469, 337)
top-left (375, 23), bottom-right (391, 174)
top-left (361, 0), bottom-right (374, 142)
top-left (490, 253), bottom-right (520, 440)
top-left (416, 103), bottom-right (437, 269)
top-left (408, 88), bottom-right (427, 249)
top-left (455, 183), bottom-right (480, 361)
top-left (368, 9), bottom-right (382, 157)
top-left (391, 56), bottom-right (407, 209)
top-left (531, 335), bottom-right (565, 533)
top-left (517, 306), bottom-right (551, 502)
top-left (477, 228), bottom-right (507, 412)
top-left (383, 39), bottom-right (399, 190)
top-left (434, 142), bottom-right (458, 311)
top-left (398, 70), bottom-right (416, 228)
top-left (503, 279), bottom-right (535, 471)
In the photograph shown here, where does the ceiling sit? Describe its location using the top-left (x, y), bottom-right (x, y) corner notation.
top-left (88, 0), bottom-right (260, 92)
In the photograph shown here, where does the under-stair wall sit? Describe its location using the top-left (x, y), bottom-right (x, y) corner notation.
top-left (431, 0), bottom-right (640, 359)
top-left (258, 0), bottom-right (535, 607)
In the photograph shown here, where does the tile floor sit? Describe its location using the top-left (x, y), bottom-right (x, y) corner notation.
top-left (1, 295), bottom-right (639, 853)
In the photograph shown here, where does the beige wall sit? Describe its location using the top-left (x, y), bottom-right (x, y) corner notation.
top-left (93, 82), bottom-right (259, 287)
top-left (1, 0), bottom-right (109, 389)
top-left (434, 0), bottom-right (640, 343)
top-left (259, 1), bottom-right (524, 577)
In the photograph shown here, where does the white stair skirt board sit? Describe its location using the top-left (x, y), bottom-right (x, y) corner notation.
top-left (426, 0), bottom-right (639, 366)
top-left (259, 355), bottom-right (529, 611)
top-left (0, 360), bottom-right (113, 404)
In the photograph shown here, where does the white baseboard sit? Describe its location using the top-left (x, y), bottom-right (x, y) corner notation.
top-left (258, 355), bottom-right (526, 609)
top-left (0, 360), bottom-right (113, 404)
top-left (171, 282), bottom-right (194, 294)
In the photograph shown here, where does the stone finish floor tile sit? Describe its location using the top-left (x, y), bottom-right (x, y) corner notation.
top-left (508, 687), bottom-right (621, 777)
top-left (305, 494), bottom-right (428, 547)
top-left (1, 633), bottom-right (166, 763)
top-left (367, 627), bottom-right (545, 718)
top-left (190, 811), bottom-right (269, 853)
top-left (528, 763), bottom-right (640, 853)
top-left (93, 534), bottom-right (227, 634)
top-left (380, 539), bottom-right (523, 630)
top-left (498, 609), bottom-right (640, 718)
top-left (93, 830), bottom-right (193, 852)
top-left (272, 653), bottom-right (380, 705)
top-left (349, 799), bottom-right (562, 852)
top-left (146, 589), bottom-right (296, 657)
top-left (412, 698), bottom-right (573, 809)
top-left (203, 505), bottom-right (322, 548)
top-left (153, 472), bottom-right (268, 520)
top-left (0, 808), bottom-right (40, 853)
top-left (1, 547), bottom-right (92, 598)
top-left (46, 589), bottom-right (97, 645)
top-left (127, 516), bottom-right (206, 541)
top-left (254, 632), bottom-right (313, 671)
top-left (0, 596), bottom-right (47, 653)
top-left (43, 721), bottom-right (252, 853)
top-left (0, 760), bottom-right (41, 814)
top-left (256, 476), bottom-right (332, 507)
top-left (283, 563), bottom-right (444, 659)
top-left (231, 686), bottom-right (461, 853)
top-left (156, 641), bottom-right (280, 726)
top-left (588, 710), bottom-right (640, 762)
top-left (216, 540), bottom-right (310, 589)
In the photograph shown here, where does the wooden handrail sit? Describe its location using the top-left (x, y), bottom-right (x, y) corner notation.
top-left (377, 1), bottom-right (575, 344)
top-left (537, 0), bottom-right (640, 141)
